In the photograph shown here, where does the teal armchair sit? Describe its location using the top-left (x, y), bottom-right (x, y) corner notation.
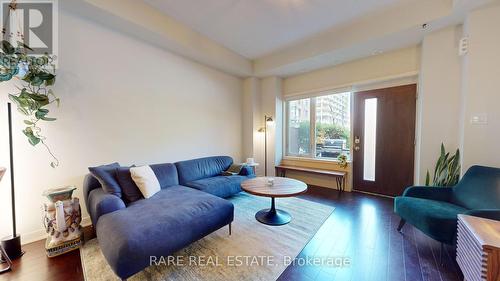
top-left (394, 165), bottom-right (500, 245)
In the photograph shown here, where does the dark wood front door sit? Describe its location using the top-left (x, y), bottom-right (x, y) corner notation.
top-left (352, 84), bottom-right (416, 197)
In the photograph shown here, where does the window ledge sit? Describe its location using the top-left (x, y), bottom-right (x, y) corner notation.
top-left (282, 156), bottom-right (352, 164)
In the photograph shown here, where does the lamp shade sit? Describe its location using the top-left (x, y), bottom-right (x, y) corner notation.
top-left (265, 116), bottom-right (274, 125)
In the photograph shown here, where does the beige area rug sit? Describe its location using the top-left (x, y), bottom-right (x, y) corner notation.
top-left (81, 192), bottom-right (334, 281)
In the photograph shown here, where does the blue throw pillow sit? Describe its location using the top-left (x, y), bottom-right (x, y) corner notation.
top-left (115, 166), bottom-right (144, 203)
top-left (88, 162), bottom-right (121, 197)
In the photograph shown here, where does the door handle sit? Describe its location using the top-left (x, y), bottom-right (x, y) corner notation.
top-left (354, 136), bottom-right (361, 151)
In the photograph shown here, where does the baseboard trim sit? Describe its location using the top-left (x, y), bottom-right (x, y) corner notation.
top-left (20, 216), bottom-right (91, 245)
top-left (352, 189), bottom-right (394, 199)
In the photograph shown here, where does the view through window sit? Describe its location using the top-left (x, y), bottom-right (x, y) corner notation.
top-left (286, 92), bottom-right (351, 160)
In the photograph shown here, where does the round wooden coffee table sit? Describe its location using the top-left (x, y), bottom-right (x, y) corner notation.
top-left (241, 177), bottom-right (307, 226)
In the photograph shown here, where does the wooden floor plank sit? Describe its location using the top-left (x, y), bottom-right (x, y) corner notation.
top-left (413, 228), bottom-right (443, 281)
top-left (387, 215), bottom-right (407, 281)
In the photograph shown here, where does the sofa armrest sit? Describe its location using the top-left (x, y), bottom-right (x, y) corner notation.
top-left (88, 188), bottom-right (126, 226)
top-left (464, 209), bottom-right (500, 221)
top-left (402, 186), bottom-right (453, 202)
top-left (239, 165), bottom-right (255, 177)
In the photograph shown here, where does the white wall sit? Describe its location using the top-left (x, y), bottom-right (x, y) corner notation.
top-left (0, 10), bottom-right (243, 244)
top-left (260, 77), bottom-right (283, 176)
top-left (460, 3), bottom-right (500, 170)
top-left (416, 26), bottom-right (462, 184)
top-left (283, 46), bottom-right (420, 96)
top-left (242, 77), bottom-right (264, 175)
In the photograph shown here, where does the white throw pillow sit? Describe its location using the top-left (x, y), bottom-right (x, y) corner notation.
top-left (130, 166), bottom-right (161, 199)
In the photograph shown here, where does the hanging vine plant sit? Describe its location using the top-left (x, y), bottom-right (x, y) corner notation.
top-left (0, 39), bottom-right (60, 167)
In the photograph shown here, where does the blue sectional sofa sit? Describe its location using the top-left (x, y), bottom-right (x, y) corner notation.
top-left (83, 156), bottom-right (255, 280)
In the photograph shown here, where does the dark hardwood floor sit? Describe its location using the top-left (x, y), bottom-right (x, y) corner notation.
top-left (0, 186), bottom-right (463, 281)
top-left (279, 187), bottom-right (463, 281)
top-left (0, 227), bottom-right (93, 281)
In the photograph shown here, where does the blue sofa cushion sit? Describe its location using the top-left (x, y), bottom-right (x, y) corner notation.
top-left (394, 196), bottom-right (467, 244)
top-left (88, 162), bottom-right (122, 197)
top-left (184, 175), bottom-right (247, 198)
top-left (83, 174), bottom-right (101, 214)
top-left (452, 165), bottom-right (500, 210)
top-left (88, 188), bottom-right (126, 226)
top-left (115, 166), bottom-right (143, 204)
top-left (150, 163), bottom-right (179, 188)
top-left (239, 165), bottom-right (255, 176)
top-left (96, 185), bottom-right (233, 279)
top-left (175, 156), bottom-right (233, 184)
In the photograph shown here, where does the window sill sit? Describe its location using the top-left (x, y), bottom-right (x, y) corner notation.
top-left (282, 156), bottom-right (352, 164)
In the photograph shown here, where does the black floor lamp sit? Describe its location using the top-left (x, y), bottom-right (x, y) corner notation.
top-left (258, 115), bottom-right (274, 176)
top-left (0, 103), bottom-right (24, 271)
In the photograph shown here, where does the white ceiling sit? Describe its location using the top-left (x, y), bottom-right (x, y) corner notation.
top-left (143, 0), bottom-right (416, 59)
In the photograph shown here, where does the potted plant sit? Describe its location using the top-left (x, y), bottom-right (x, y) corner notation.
top-left (0, 39), bottom-right (59, 167)
top-left (425, 143), bottom-right (460, 186)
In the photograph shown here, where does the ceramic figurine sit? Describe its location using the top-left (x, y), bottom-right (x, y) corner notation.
top-left (42, 186), bottom-right (83, 256)
top-left (43, 197), bottom-right (82, 247)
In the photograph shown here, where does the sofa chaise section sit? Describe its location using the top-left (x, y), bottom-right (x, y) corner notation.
top-left (83, 162), bottom-right (234, 279)
top-left (96, 185), bottom-right (233, 279)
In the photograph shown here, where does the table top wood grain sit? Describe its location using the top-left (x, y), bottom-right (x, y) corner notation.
top-left (241, 177), bottom-right (307, 198)
top-left (458, 214), bottom-right (500, 250)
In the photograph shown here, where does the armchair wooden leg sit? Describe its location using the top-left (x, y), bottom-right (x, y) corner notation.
top-left (397, 219), bottom-right (406, 232)
top-left (228, 223), bottom-right (232, 236)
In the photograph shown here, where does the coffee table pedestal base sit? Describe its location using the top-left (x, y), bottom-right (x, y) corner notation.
top-left (255, 197), bottom-right (291, 226)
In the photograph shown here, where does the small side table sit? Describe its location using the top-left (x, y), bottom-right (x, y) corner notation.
top-left (456, 214), bottom-right (500, 281)
top-left (241, 177), bottom-right (307, 225)
top-left (242, 163), bottom-right (259, 175)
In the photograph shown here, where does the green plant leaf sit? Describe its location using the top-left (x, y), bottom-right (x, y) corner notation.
top-left (0, 72), bottom-right (13, 81)
top-left (45, 77), bottom-right (55, 86)
top-left (35, 109), bottom-right (49, 119)
top-left (16, 106), bottom-right (30, 115)
top-left (425, 171), bottom-right (430, 186)
top-left (429, 143), bottom-right (461, 187)
top-left (1, 40), bottom-right (15, 54)
top-left (24, 120), bottom-right (34, 125)
top-left (22, 127), bottom-right (40, 146)
top-left (27, 93), bottom-right (50, 107)
top-left (30, 76), bottom-right (43, 86)
top-left (40, 116), bottom-right (56, 121)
